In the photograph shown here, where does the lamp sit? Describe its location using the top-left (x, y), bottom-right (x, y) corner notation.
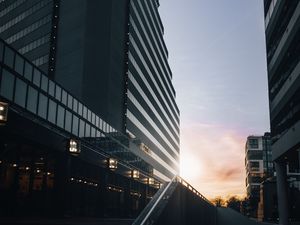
top-left (132, 169), bottom-right (140, 179)
top-left (148, 177), bottom-right (154, 185)
top-left (108, 158), bottom-right (117, 170)
top-left (69, 139), bottom-right (80, 155)
top-left (0, 102), bottom-right (8, 124)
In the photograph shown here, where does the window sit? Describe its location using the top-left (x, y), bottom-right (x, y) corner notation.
top-left (47, 99), bottom-right (57, 124)
top-left (24, 62), bottom-right (33, 81)
top-left (27, 86), bottom-right (38, 113)
top-left (4, 46), bottom-right (14, 68)
top-left (14, 78), bottom-right (27, 108)
top-left (56, 105), bottom-right (65, 128)
top-left (248, 138), bottom-right (259, 149)
top-left (33, 69), bottom-right (41, 87)
top-left (38, 93), bottom-right (48, 119)
top-left (0, 69), bottom-right (15, 100)
top-left (249, 161), bottom-right (260, 172)
top-left (14, 54), bottom-right (24, 75)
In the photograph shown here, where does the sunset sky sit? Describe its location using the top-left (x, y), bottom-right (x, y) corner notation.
top-left (159, 0), bottom-right (270, 198)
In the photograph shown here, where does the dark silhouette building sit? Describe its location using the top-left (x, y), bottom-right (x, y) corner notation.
top-left (0, 0), bottom-right (179, 220)
top-left (264, 0), bottom-right (300, 224)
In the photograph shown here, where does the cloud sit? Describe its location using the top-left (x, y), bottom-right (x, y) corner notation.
top-left (180, 123), bottom-right (247, 198)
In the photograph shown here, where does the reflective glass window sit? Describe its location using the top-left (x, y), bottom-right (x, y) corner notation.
top-left (78, 102), bottom-right (82, 116)
top-left (57, 105), bottom-right (65, 129)
top-left (85, 124), bottom-right (90, 137)
top-left (91, 113), bottom-right (95, 125)
top-left (73, 99), bottom-right (78, 113)
top-left (38, 93), bottom-right (48, 119)
top-left (48, 80), bottom-right (55, 97)
top-left (24, 62), bottom-right (33, 81)
top-left (96, 116), bottom-right (99, 128)
top-left (33, 69), bottom-right (41, 87)
top-left (27, 86), bottom-right (38, 113)
top-left (87, 109), bottom-right (91, 122)
top-left (41, 74), bottom-right (48, 92)
top-left (14, 78), bottom-right (27, 108)
top-left (65, 110), bottom-right (72, 132)
top-left (4, 46), bottom-right (14, 68)
top-left (72, 115), bottom-right (79, 136)
top-left (67, 94), bottom-right (73, 109)
top-left (83, 106), bottom-right (87, 119)
top-left (0, 69), bottom-right (15, 100)
top-left (15, 54), bottom-right (24, 75)
top-left (55, 85), bottom-right (61, 101)
top-left (91, 127), bottom-right (96, 138)
top-left (48, 99), bottom-right (57, 124)
top-left (79, 119), bottom-right (85, 137)
top-left (62, 90), bottom-right (67, 105)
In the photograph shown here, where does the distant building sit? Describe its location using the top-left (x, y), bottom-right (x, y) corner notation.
top-left (245, 132), bottom-right (274, 217)
top-left (264, 0), bottom-right (300, 224)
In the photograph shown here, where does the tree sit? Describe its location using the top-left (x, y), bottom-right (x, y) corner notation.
top-left (226, 196), bottom-right (242, 212)
top-left (211, 196), bottom-right (226, 207)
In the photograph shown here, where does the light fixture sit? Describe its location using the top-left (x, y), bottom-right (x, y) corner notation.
top-left (131, 170), bottom-right (140, 179)
top-left (69, 139), bottom-right (81, 155)
top-left (108, 158), bottom-right (118, 170)
top-left (0, 102), bottom-right (8, 124)
top-left (148, 177), bottom-right (154, 185)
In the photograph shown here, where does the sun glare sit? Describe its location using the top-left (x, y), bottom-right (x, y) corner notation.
top-left (180, 151), bottom-right (202, 183)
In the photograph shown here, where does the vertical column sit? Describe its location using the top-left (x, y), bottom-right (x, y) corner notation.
top-left (275, 161), bottom-right (289, 225)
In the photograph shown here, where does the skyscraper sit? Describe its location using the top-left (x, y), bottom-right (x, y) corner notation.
top-left (264, 1), bottom-right (300, 224)
top-left (0, 0), bottom-right (179, 219)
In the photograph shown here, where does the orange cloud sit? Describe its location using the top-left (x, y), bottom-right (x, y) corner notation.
top-left (180, 122), bottom-right (247, 199)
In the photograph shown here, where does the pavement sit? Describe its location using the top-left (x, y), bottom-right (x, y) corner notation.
top-left (216, 207), bottom-right (275, 225)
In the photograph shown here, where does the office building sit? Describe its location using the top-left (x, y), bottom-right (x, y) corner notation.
top-left (245, 133), bottom-right (274, 217)
top-left (0, 0), bottom-right (179, 219)
top-left (264, 1), bottom-right (300, 224)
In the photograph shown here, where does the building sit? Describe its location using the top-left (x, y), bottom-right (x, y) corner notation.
top-left (245, 133), bottom-right (274, 217)
top-left (264, 0), bottom-right (300, 224)
top-left (0, 0), bottom-right (179, 219)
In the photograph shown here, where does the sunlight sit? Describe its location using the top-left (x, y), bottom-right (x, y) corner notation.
top-left (180, 151), bottom-right (202, 182)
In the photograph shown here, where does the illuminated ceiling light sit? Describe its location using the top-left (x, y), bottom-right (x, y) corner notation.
top-left (132, 170), bottom-right (140, 179)
top-left (69, 139), bottom-right (81, 155)
top-left (148, 177), bottom-right (154, 185)
top-left (0, 102), bottom-right (8, 124)
top-left (108, 158), bottom-right (118, 170)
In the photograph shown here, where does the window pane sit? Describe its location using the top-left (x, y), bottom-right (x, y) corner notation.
top-left (73, 99), bottom-right (78, 113)
top-left (79, 119), bottom-right (85, 137)
top-left (14, 78), bottom-right (27, 108)
top-left (67, 94), bottom-right (73, 109)
top-left (0, 69), bottom-right (15, 100)
top-left (15, 54), bottom-right (24, 75)
top-left (78, 103), bottom-right (82, 116)
top-left (57, 105), bottom-right (65, 129)
top-left (72, 115), bottom-right (79, 136)
top-left (4, 46), bottom-right (14, 68)
top-left (48, 80), bottom-right (55, 96)
top-left (41, 74), bottom-right (48, 92)
top-left (48, 99), bottom-right (57, 124)
top-left (85, 124), bottom-right (90, 137)
top-left (87, 109), bottom-right (91, 122)
top-left (27, 86), bottom-right (38, 114)
top-left (62, 90), bottom-right (67, 105)
top-left (65, 110), bottom-right (72, 132)
top-left (33, 69), bottom-right (41, 87)
top-left (91, 127), bottom-right (96, 138)
top-left (38, 93), bottom-right (48, 119)
top-left (24, 62), bottom-right (33, 81)
top-left (55, 85), bottom-right (61, 101)
top-left (83, 106), bottom-right (87, 119)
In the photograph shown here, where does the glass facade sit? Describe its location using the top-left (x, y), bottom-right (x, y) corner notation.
top-left (126, 0), bottom-right (180, 180)
top-left (0, 37), bottom-right (160, 218)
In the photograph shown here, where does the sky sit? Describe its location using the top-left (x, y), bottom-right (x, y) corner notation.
top-left (159, 0), bottom-right (270, 199)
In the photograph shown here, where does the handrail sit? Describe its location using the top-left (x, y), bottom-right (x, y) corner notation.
top-left (132, 175), bottom-right (214, 225)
